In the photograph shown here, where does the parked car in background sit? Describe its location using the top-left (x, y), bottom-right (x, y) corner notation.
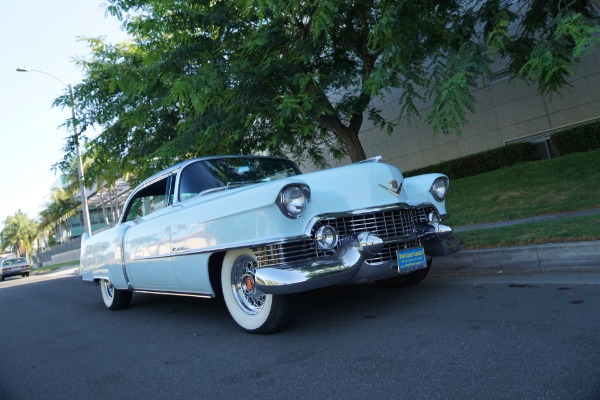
top-left (1, 257), bottom-right (31, 281)
top-left (80, 155), bottom-right (463, 333)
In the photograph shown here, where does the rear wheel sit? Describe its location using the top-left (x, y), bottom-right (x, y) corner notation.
top-left (100, 280), bottom-right (132, 310)
top-left (376, 258), bottom-right (432, 288)
top-left (221, 249), bottom-right (292, 334)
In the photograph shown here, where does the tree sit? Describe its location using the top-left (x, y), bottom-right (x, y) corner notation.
top-left (38, 187), bottom-right (80, 243)
top-left (1, 212), bottom-right (38, 258)
top-left (56, 0), bottom-right (599, 183)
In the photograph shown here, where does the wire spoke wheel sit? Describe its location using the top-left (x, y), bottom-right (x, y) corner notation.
top-left (221, 249), bottom-right (293, 334)
top-left (231, 255), bottom-right (265, 314)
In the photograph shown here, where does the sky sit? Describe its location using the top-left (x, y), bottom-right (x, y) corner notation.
top-left (0, 1), bottom-right (130, 228)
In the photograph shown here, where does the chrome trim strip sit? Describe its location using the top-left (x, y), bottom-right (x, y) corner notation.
top-left (133, 289), bottom-right (213, 299)
top-left (121, 226), bottom-right (133, 290)
top-left (167, 235), bottom-right (311, 258)
top-left (120, 235), bottom-right (312, 266)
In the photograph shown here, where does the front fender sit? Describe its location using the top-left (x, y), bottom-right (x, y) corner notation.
top-left (403, 173), bottom-right (449, 216)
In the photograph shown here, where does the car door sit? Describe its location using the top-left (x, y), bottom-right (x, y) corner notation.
top-left (122, 174), bottom-right (180, 290)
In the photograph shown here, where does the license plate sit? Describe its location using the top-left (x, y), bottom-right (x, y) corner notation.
top-left (397, 247), bottom-right (427, 273)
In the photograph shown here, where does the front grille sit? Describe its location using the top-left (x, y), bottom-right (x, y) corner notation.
top-left (253, 205), bottom-right (435, 268)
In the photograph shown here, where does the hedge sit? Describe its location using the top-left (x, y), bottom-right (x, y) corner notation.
top-left (402, 121), bottom-right (600, 179)
top-left (550, 121), bottom-right (600, 155)
top-left (403, 142), bottom-right (532, 179)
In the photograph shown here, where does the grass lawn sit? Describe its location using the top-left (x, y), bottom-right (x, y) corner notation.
top-left (460, 215), bottom-right (600, 249)
top-left (32, 259), bottom-right (79, 275)
top-left (446, 149), bottom-right (600, 225)
top-left (443, 149), bottom-right (600, 249)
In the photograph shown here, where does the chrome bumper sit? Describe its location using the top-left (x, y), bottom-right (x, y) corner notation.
top-left (255, 232), bottom-right (385, 295)
top-left (254, 222), bottom-right (462, 295)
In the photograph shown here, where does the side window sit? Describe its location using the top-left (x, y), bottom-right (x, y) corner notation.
top-left (123, 175), bottom-right (173, 222)
top-left (179, 161), bottom-right (223, 201)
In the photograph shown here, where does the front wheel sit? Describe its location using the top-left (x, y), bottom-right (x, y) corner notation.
top-left (100, 280), bottom-right (132, 310)
top-left (221, 249), bottom-right (293, 334)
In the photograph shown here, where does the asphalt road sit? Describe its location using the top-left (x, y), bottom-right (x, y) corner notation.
top-left (1, 269), bottom-right (599, 400)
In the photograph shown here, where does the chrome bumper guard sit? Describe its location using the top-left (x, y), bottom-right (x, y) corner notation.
top-left (417, 221), bottom-right (464, 257)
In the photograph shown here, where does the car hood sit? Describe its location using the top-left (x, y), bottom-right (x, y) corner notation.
top-left (290, 161), bottom-right (408, 214)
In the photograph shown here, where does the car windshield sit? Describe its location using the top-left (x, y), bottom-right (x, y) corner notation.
top-left (179, 157), bottom-right (302, 201)
top-left (207, 157), bottom-right (300, 183)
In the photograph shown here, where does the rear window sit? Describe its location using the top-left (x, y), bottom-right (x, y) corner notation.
top-left (2, 258), bottom-right (26, 266)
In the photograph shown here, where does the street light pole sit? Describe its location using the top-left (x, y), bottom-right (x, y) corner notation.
top-left (16, 66), bottom-right (93, 237)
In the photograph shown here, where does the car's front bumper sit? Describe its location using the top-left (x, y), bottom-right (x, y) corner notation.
top-left (254, 222), bottom-right (462, 295)
top-left (254, 232), bottom-right (385, 294)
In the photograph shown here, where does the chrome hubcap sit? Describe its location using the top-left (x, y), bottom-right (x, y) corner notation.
top-left (104, 281), bottom-right (114, 299)
top-left (231, 255), bottom-right (265, 315)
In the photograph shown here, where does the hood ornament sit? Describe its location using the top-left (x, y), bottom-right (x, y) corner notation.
top-left (379, 180), bottom-right (402, 196)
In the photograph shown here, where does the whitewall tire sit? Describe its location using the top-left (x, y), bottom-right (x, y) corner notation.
top-left (221, 249), bottom-right (292, 334)
top-left (100, 279), bottom-right (132, 310)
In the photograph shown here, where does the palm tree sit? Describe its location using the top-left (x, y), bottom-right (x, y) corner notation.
top-left (39, 187), bottom-right (79, 243)
top-left (1, 211), bottom-right (38, 258)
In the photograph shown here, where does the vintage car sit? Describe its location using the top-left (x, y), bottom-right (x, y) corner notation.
top-left (1, 257), bottom-right (31, 281)
top-left (80, 155), bottom-right (462, 333)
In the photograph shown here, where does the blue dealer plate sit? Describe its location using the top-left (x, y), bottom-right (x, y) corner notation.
top-left (397, 247), bottom-right (427, 273)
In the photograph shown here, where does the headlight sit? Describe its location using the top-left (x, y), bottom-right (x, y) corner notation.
top-left (430, 177), bottom-right (449, 202)
top-left (277, 184), bottom-right (310, 218)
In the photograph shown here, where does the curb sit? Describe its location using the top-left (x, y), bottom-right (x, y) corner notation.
top-left (434, 240), bottom-right (600, 272)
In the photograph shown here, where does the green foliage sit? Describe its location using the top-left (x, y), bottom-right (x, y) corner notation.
top-left (50, 0), bottom-right (599, 186)
top-left (405, 142), bottom-right (532, 179)
top-left (1, 212), bottom-right (38, 258)
top-left (551, 120), bottom-right (600, 154)
top-left (507, 2), bottom-right (600, 93)
top-left (38, 187), bottom-right (80, 245)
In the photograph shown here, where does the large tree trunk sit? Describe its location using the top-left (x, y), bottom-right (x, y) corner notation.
top-left (336, 125), bottom-right (367, 163)
top-left (313, 93), bottom-right (368, 162)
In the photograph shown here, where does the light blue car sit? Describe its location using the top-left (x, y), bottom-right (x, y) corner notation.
top-left (80, 155), bottom-right (462, 333)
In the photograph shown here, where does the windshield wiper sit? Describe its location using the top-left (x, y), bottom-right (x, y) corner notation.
top-left (226, 180), bottom-right (262, 187)
top-left (199, 180), bottom-right (261, 196)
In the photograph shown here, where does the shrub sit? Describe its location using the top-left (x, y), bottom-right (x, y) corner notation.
top-left (404, 142), bottom-right (532, 179)
top-left (551, 121), bottom-right (600, 155)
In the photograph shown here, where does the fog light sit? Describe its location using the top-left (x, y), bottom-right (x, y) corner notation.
top-left (315, 225), bottom-right (338, 250)
top-left (428, 212), bottom-right (441, 222)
